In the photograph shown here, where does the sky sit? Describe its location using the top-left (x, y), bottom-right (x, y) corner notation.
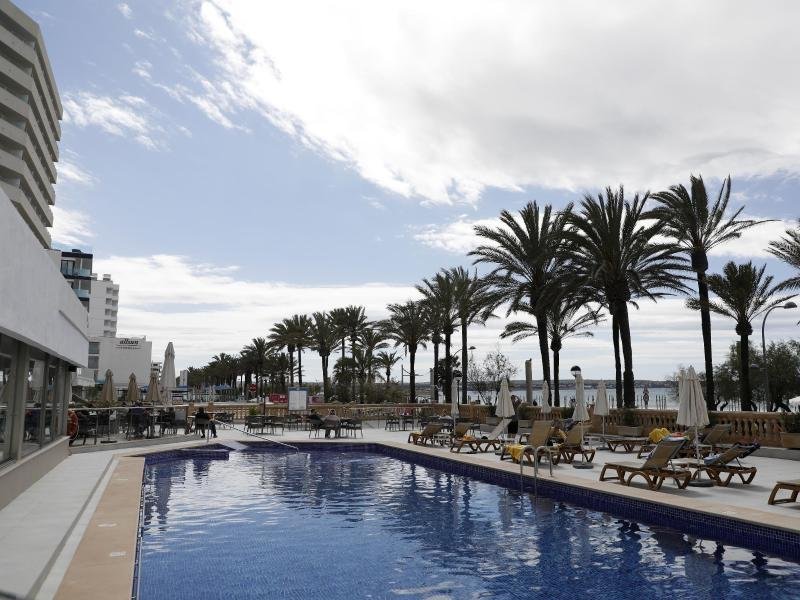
top-left (23, 0), bottom-right (800, 381)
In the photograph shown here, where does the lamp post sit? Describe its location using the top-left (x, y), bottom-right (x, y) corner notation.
top-left (761, 301), bottom-right (797, 411)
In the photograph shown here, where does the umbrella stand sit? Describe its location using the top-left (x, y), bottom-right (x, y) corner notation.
top-left (687, 424), bottom-right (714, 487)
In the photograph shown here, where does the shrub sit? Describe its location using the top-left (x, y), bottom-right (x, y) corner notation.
top-left (783, 412), bottom-right (800, 434)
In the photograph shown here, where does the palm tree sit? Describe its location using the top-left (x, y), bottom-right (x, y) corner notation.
top-left (243, 337), bottom-right (268, 397)
top-left (449, 266), bottom-right (496, 404)
top-left (471, 202), bottom-right (571, 399)
top-left (329, 307), bottom-right (350, 364)
top-left (383, 301), bottom-right (429, 403)
top-left (268, 315), bottom-right (311, 387)
top-left (688, 262), bottom-right (794, 411)
top-left (375, 350), bottom-right (401, 384)
top-left (343, 305), bottom-right (368, 400)
top-left (651, 175), bottom-right (766, 409)
top-left (310, 311), bottom-right (338, 399)
top-left (501, 296), bottom-right (603, 405)
top-left (417, 271), bottom-right (458, 402)
top-left (769, 221), bottom-right (800, 290)
top-left (359, 326), bottom-right (387, 383)
top-left (565, 186), bottom-right (689, 407)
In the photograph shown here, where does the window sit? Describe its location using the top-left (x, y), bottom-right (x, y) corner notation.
top-left (0, 334), bottom-right (16, 464)
top-left (87, 356), bottom-right (98, 369)
top-left (88, 342), bottom-right (99, 354)
top-left (22, 347), bottom-right (46, 457)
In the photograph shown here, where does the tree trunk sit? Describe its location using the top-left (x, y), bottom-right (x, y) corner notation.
top-left (409, 350), bottom-right (416, 403)
top-left (385, 366), bottom-right (391, 385)
top-left (535, 311), bottom-right (551, 393)
top-left (350, 338), bottom-right (357, 401)
top-left (740, 335), bottom-right (752, 411)
top-left (461, 323), bottom-right (468, 405)
top-left (551, 338), bottom-right (561, 406)
top-left (321, 354), bottom-right (329, 399)
top-left (297, 349), bottom-right (303, 386)
top-left (444, 329), bottom-right (452, 403)
top-left (617, 302), bottom-right (636, 408)
top-left (697, 271), bottom-right (716, 410)
top-left (288, 350), bottom-right (295, 387)
top-left (433, 339), bottom-right (440, 402)
top-left (612, 313), bottom-right (623, 409)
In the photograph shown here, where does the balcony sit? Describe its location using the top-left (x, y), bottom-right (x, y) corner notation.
top-left (73, 288), bottom-right (90, 300)
top-left (61, 266), bottom-right (91, 278)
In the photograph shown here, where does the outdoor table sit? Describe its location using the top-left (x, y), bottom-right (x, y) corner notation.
top-left (385, 416), bottom-right (400, 431)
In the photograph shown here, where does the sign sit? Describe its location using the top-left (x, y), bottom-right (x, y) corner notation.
top-left (269, 393), bottom-right (287, 403)
top-left (288, 388), bottom-right (308, 411)
top-left (249, 384), bottom-right (257, 393)
top-left (115, 338), bottom-right (141, 350)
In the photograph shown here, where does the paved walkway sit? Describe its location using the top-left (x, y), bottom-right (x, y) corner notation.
top-left (2, 421), bottom-right (799, 599)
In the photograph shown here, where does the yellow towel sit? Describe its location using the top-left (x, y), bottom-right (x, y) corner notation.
top-left (507, 443), bottom-right (526, 462)
top-left (461, 435), bottom-right (475, 442)
top-left (648, 428), bottom-right (670, 443)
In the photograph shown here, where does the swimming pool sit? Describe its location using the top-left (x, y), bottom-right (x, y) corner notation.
top-left (137, 447), bottom-right (800, 599)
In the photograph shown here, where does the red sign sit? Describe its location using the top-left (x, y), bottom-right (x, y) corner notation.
top-left (269, 393), bottom-right (287, 403)
top-left (249, 384), bottom-right (257, 393)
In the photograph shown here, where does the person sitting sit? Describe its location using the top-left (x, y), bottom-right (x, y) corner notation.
top-left (323, 409), bottom-right (341, 439)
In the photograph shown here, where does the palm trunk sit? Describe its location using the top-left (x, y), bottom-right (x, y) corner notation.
top-left (385, 366), bottom-right (391, 384)
top-left (350, 338), bottom-right (357, 401)
top-left (444, 329), bottom-right (452, 404)
top-left (409, 350), bottom-right (416, 403)
top-left (617, 302), bottom-right (636, 408)
top-left (697, 271), bottom-right (716, 410)
top-left (297, 349), bottom-right (303, 386)
top-left (461, 323), bottom-right (468, 405)
top-left (432, 339), bottom-right (440, 402)
top-left (612, 313), bottom-right (623, 409)
top-left (740, 335), bottom-right (752, 411)
top-left (535, 310), bottom-right (551, 393)
top-left (551, 338), bottom-right (561, 406)
top-left (321, 354), bottom-right (329, 398)
top-left (288, 350), bottom-right (295, 387)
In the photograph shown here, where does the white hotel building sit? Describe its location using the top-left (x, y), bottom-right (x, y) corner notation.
top-left (0, 0), bottom-right (89, 507)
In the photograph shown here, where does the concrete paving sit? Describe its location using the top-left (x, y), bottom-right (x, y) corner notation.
top-left (2, 420), bottom-right (800, 599)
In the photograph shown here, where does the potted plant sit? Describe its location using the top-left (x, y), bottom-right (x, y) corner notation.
top-left (780, 413), bottom-right (800, 449)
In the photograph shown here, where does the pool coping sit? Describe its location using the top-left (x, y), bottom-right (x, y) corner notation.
top-left (56, 438), bottom-right (800, 599)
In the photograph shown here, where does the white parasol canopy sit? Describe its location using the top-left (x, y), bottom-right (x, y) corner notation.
top-left (496, 378), bottom-right (515, 419)
top-left (100, 369), bottom-right (116, 407)
top-left (125, 373), bottom-right (141, 405)
top-left (677, 366), bottom-right (709, 429)
top-left (594, 381), bottom-right (609, 417)
top-left (573, 373), bottom-right (590, 422)
top-left (541, 380), bottom-right (552, 415)
top-left (451, 377), bottom-right (461, 421)
top-left (160, 342), bottom-right (176, 406)
top-left (145, 370), bottom-right (163, 406)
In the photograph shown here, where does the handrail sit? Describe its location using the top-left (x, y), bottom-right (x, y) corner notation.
top-left (212, 419), bottom-right (299, 452)
top-left (519, 445), bottom-right (553, 497)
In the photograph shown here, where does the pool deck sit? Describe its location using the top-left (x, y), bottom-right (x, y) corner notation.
top-left (2, 422), bottom-right (799, 599)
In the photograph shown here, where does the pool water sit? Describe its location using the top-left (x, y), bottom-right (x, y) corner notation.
top-left (138, 450), bottom-right (800, 600)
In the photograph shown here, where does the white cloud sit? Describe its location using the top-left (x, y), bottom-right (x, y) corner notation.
top-left (132, 60), bottom-right (152, 80)
top-left (62, 91), bottom-right (164, 149)
top-left (51, 206), bottom-right (93, 247)
top-left (117, 3), bottom-right (132, 19)
top-left (134, 29), bottom-right (155, 40)
top-left (413, 216), bottom-right (500, 254)
top-left (178, 0), bottom-right (800, 205)
top-left (57, 159), bottom-right (95, 186)
top-left (708, 216), bottom-right (794, 259)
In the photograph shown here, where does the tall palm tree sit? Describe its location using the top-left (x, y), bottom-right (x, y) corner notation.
top-left (449, 266), bottom-right (497, 404)
top-left (243, 337), bottom-right (268, 397)
top-left (329, 307), bottom-right (350, 364)
top-left (269, 315), bottom-right (311, 387)
top-left (429, 319), bottom-right (442, 402)
top-left (651, 175), bottom-right (766, 408)
top-left (471, 202), bottom-right (572, 399)
top-left (565, 186), bottom-right (688, 407)
top-left (417, 270), bottom-right (458, 402)
top-left (688, 262), bottom-right (794, 411)
top-left (310, 311), bottom-right (338, 399)
top-left (343, 305), bottom-right (368, 400)
top-left (769, 221), bottom-right (800, 291)
top-left (501, 296), bottom-right (603, 406)
top-left (375, 350), bottom-right (401, 384)
top-left (359, 326), bottom-right (387, 383)
top-left (383, 301), bottom-right (429, 403)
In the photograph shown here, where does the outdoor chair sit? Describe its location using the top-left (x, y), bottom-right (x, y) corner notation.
top-left (678, 444), bottom-right (759, 486)
top-left (407, 423), bottom-right (442, 446)
top-left (556, 424), bottom-right (595, 463)
top-left (768, 479), bottom-right (800, 505)
top-left (245, 415), bottom-right (264, 434)
top-left (501, 421), bottom-right (560, 466)
top-left (600, 439), bottom-right (690, 490)
top-left (308, 416), bottom-right (324, 438)
top-left (344, 419), bottom-right (364, 438)
top-left (700, 424), bottom-right (734, 453)
top-left (71, 412), bottom-right (98, 446)
top-left (194, 415), bottom-right (211, 437)
top-left (266, 416), bottom-right (285, 435)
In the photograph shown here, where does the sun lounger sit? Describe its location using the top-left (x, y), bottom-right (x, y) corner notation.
top-left (700, 423), bottom-right (733, 452)
top-left (556, 425), bottom-right (595, 463)
top-left (677, 444), bottom-right (758, 486)
top-left (769, 479), bottom-right (800, 505)
top-left (599, 439), bottom-right (690, 490)
top-left (407, 423), bottom-right (442, 446)
top-left (501, 421), bottom-right (560, 466)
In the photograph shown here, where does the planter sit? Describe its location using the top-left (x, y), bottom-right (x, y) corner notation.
top-left (780, 432), bottom-right (800, 449)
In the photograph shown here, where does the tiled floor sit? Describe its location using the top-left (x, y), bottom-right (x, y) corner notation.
top-left (3, 421), bottom-right (800, 599)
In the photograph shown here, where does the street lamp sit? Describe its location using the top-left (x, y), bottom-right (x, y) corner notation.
top-left (762, 301), bottom-right (797, 411)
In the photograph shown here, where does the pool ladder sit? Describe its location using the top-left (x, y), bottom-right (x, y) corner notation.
top-left (519, 445), bottom-right (553, 498)
top-left (211, 419), bottom-right (300, 452)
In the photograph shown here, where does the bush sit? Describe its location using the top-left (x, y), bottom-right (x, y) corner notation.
top-left (621, 408), bottom-right (636, 426)
top-left (783, 412), bottom-right (800, 433)
top-left (248, 405), bottom-right (259, 417)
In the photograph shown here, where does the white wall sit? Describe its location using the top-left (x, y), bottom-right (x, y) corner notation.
top-left (95, 336), bottom-right (153, 388)
top-left (0, 190), bottom-right (88, 365)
